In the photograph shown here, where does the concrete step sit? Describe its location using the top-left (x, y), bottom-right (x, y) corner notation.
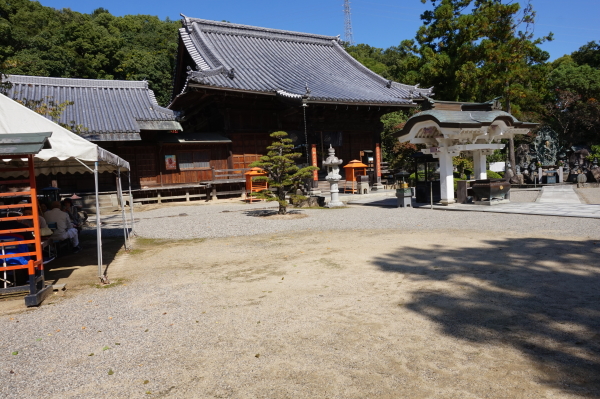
top-left (79, 193), bottom-right (127, 214)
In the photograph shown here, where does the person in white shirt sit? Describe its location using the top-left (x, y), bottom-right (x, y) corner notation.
top-left (44, 201), bottom-right (81, 253)
top-left (22, 208), bottom-right (48, 229)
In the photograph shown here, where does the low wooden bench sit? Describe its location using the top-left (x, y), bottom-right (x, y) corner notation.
top-left (202, 168), bottom-right (250, 200)
top-left (211, 168), bottom-right (248, 181)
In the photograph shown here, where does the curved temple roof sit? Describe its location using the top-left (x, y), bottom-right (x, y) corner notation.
top-left (395, 98), bottom-right (538, 143)
top-left (177, 17), bottom-right (433, 106)
top-left (7, 75), bottom-right (181, 141)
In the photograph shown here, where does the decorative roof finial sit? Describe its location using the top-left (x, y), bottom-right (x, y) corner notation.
top-left (305, 83), bottom-right (311, 96)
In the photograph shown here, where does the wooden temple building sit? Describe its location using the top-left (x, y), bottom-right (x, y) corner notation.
top-left (6, 18), bottom-right (433, 200)
top-left (170, 17), bottom-right (432, 188)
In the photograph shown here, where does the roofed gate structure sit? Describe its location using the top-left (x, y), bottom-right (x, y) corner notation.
top-left (394, 98), bottom-right (537, 205)
top-left (171, 17), bottom-right (432, 189)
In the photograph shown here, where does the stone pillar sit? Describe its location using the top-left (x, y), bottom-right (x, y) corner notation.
top-left (372, 143), bottom-right (384, 191)
top-left (439, 149), bottom-right (455, 205)
top-left (558, 166), bottom-right (564, 183)
top-left (473, 150), bottom-right (487, 180)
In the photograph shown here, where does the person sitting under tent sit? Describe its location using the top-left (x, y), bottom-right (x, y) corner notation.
top-left (61, 197), bottom-right (84, 233)
top-left (44, 201), bottom-right (81, 253)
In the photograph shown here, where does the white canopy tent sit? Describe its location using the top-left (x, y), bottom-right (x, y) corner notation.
top-left (0, 94), bottom-right (134, 282)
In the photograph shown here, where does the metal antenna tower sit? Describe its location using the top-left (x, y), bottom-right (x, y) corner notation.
top-left (343, 0), bottom-right (354, 45)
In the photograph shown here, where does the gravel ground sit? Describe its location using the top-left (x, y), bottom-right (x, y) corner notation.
top-left (509, 188), bottom-right (540, 203)
top-left (575, 187), bottom-right (600, 204)
top-left (2, 201), bottom-right (599, 398)
top-left (93, 199), bottom-right (600, 241)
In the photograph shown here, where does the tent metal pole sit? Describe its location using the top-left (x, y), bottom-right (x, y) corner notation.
top-left (127, 171), bottom-right (135, 237)
top-left (94, 162), bottom-right (104, 282)
top-left (116, 167), bottom-right (129, 250)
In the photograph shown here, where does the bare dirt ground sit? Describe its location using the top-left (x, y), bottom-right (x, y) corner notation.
top-left (3, 228), bottom-right (597, 398)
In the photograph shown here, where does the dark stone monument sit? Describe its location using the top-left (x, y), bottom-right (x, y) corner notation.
top-left (568, 145), bottom-right (592, 182)
top-left (533, 126), bottom-right (559, 166)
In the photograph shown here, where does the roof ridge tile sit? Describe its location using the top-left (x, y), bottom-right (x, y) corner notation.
top-left (183, 17), bottom-right (338, 45)
top-left (7, 75), bottom-right (148, 89)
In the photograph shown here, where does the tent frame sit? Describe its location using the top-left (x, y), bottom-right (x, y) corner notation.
top-left (75, 159), bottom-right (134, 282)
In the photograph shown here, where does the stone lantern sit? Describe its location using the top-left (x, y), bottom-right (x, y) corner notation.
top-left (323, 145), bottom-right (344, 207)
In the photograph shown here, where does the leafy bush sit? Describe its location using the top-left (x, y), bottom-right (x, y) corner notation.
top-left (586, 145), bottom-right (600, 161)
top-left (486, 170), bottom-right (502, 179)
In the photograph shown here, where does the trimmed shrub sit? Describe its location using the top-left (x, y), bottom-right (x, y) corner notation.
top-left (486, 170), bottom-right (502, 179)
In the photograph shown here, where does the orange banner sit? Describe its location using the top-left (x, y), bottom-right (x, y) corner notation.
top-left (375, 143), bottom-right (381, 177)
top-left (311, 144), bottom-right (318, 180)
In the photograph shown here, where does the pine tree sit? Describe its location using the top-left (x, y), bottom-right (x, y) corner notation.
top-left (249, 131), bottom-right (318, 215)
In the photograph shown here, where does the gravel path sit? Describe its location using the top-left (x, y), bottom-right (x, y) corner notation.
top-left (110, 200), bottom-right (600, 240)
top-left (509, 188), bottom-right (540, 203)
top-left (575, 187), bottom-right (600, 204)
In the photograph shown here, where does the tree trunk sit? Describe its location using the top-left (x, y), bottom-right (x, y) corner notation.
top-left (505, 95), bottom-right (518, 184)
top-left (278, 188), bottom-right (287, 215)
top-left (508, 137), bottom-right (518, 184)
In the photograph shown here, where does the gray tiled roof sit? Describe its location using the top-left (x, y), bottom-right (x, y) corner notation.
top-left (396, 109), bottom-right (538, 139)
top-left (0, 132), bottom-right (52, 156)
top-left (177, 17), bottom-right (433, 106)
top-left (6, 75), bottom-right (181, 141)
top-left (410, 109), bottom-right (537, 127)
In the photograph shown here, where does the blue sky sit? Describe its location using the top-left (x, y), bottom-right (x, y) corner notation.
top-left (37, 0), bottom-right (599, 61)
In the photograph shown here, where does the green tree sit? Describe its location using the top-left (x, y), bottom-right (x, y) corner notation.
top-left (380, 110), bottom-right (421, 170)
top-left (0, 1), bottom-right (179, 105)
top-left (345, 43), bottom-right (391, 77)
top-left (572, 41), bottom-right (600, 69)
top-left (544, 56), bottom-right (600, 146)
top-left (249, 131), bottom-right (318, 215)
top-left (0, 61), bottom-right (12, 94)
top-left (389, 0), bottom-right (552, 182)
top-left (392, 0), bottom-right (552, 112)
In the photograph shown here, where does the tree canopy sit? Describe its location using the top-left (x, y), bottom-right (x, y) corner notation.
top-left (345, 0), bottom-right (599, 160)
top-left (0, 0), bottom-right (179, 105)
top-left (249, 131), bottom-right (318, 215)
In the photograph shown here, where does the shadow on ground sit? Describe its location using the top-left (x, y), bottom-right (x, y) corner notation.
top-left (44, 230), bottom-right (125, 286)
top-left (373, 237), bottom-right (600, 397)
top-left (243, 209), bottom-right (305, 217)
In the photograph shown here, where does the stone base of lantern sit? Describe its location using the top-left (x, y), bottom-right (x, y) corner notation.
top-left (326, 200), bottom-right (344, 208)
top-left (357, 181), bottom-right (370, 194)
